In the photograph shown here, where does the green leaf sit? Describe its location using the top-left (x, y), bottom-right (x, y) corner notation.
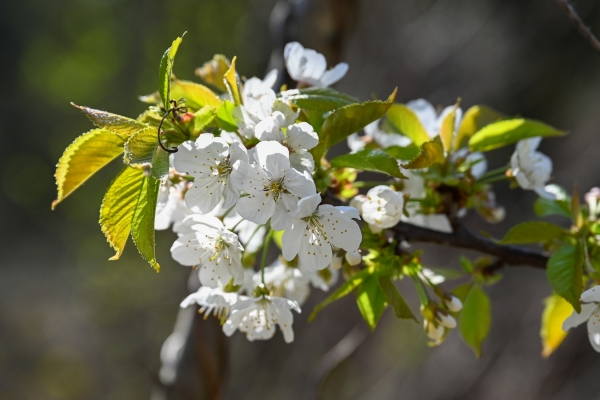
top-left (384, 144), bottom-right (420, 161)
top-left (223, 56), bottom-right (242, 106)
top-left (170, 80), bottom-right (222, 110)
top-left (124, 127), bottom-right (170, 179)
top-left (469, 118), bottom-right (565, 152)
top-left (284, 87), bottom-right (359, 112)
top-left (330, 149), bottom-right (407, 179)
top-left (100, 166), bottom-right (145, 260)
top-left (309, 266), bottom-right (374, 321)
top-left (439, 106), bottom-right (457, 152)
top-left (540, 293), bottom-right (573, 358)
top-left (378, 275), bottom-right (416, 321)
top-left (356, 274), bottom-right (387, 330)
top-left (311, 88), bottom-right (397, 161)
top-left (131, 176), bottom-right (161, 272)
top-left (52, 129), bottom-right (125, 209)
top-left (453, 282), bottom-right (473, 303)
top-left (499, 221), bottom-right (566, 245)
top-left (454, 105), bottom-right (503, 149)
top-left (546, 244), bottom-right (583, 312)
top-left (459, 285), bottom-right (491, 358)
top-left (159, 34), bottom-right (185, 110)
top-left (386, 104), bottom-right (430, 146)
top-left (71, 103), bottom-right (147, 139)
top-left (401, 136), bottom-right (445, 169)
top-left (534, 197), bottom-right (572, 219)
top-left (216, 101), bottom-right (238, 132)
top-left (191, 106), bottom-right (218, 135)
top-left (195, 54), bottom-right (231, 92)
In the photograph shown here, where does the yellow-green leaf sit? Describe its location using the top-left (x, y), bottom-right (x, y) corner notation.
top-left (223, 56), bottom-right (242, 106)
top-left (170, 80), bottom-right (222, 110)
top-left (402, 136), bottom-right (445, 169)
top-left (547, 244), bottom-right (583, 313)
top-left (285, 87), bottom-right (359, 112)
top-left (132, 176), bottom-right (161, 271)
top-left (52, 129), bottom-right (125, 209)
top-left (71, 103), bottom-right (147, 139)
top-left (159, 34), bottom-right (185, 110)
top-left (124, 127), bottom-right (170, 179)
top-left (100, 166), bottom-right (145, 260)
top-left (190, 106), bottom-right (218, 137)
top-left (459, 285), bottom-right (491, 358)
top-left (500, 221), bottom-right (565, 245)
top-left (356, 274), bottom-right (387, 330)
top-left (216, 100), bottom-right (238, 132)
top-left (439, 106), bottom-right (457, 153)
top-left (195, 54), bottom-right (231, 92)
top-left (469, 118), bottom-right (565, 152)
top-left (541, 293), bottom-right (573, 358)
top-left (378, 275), bottom-right (416, 321)
top-left (386, 104), bottom-right (430, 146)
top-left (454, 105), bottom-right (503, 149)
top-left (330, 149), bottom-right (407, 178)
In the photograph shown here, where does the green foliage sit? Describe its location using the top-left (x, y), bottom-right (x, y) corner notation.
top-left (378, 275), bottom-right (416, 321)
top-left (499, 221), bottom-right (565, 245)
top-left (459, 285), bottom-right (491, 358)
top-left (71, 103), bottom-right (147, 139)
top-left (170, 80), bottom-right (222, 109)
top-left (402, 136), bottom-right (445, 169)
top-left (546, 244), bottom-right (583, 312)
top-left (386, 103), bottom-right (430, 146)
top-left (330, 149), bottom-right (407, 179)
top-left (159, 34), bottom-right (185, 110)
top-left (131, 176), bottom-right (161, 272)
top-left (216, 100), bottom-right (238, 131)
top-left (191, 106), bottom-right (218, 135)
top-left (454, 105), bottom-right (503, 149)
top-left (534, 197), bottom-right (572, 219)
top-left (223, 56), bottom-right (241, 105)
top-left (311, 88), bottom-right (397, 161)
top-left (52, 129), bottom-right (125, 209)
top-left (439, 106), bottom-right (457, 152)
top-left (356, 273), bottom-right (387, 330)
top-left (384, 144), bottom-right (420, 161)
top-left (540, 293), bottom-right (573, 358)
top-left (284, 87), bottom-right (359, 112)
top-left (124, 127), bottom-right (170, 179)
top-left (469, 118), bottom-right (565, 152)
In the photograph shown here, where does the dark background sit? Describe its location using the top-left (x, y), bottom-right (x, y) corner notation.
top-left (2, 0), bottom-right (600, 399)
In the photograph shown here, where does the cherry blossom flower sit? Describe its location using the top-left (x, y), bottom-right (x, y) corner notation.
top-left (359, 186), bottom-right (405, 232)
top-left (510, 137), bottom-right (553, 198)
top-left (174, 134), bottom-right (248, 214)
top-left (401, 170), bottom-right (453, 233)
top-left (282, 193), bottom-right (362, 271)
top-left (284, 42), bottom-right (348, 88)
top-left (406, 98), bottom-right (463, 138)
top-left (155, 181), bottom-right (196, 231)
top-left (254, 111), bottom-right (319, 173)
top-left (231, 141), bottom-right (316, 230)
top-left (180, 286), bottom-right (244, 321)
top-left (223, 295), bottom-right (301, 343)
top-left (259, 260), bottom-right (311, 305)
top-left (223, 206), bottom-right (266, 253)
top-left (170, 215), bottom-right (244, 288)
top-left (563, 286), bottom-right (600, 352)
top-left (347, 119), bottom-right (412, 153)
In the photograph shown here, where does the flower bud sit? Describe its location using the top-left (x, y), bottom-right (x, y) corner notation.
top-left (331, 252), bottom-right (344, 270)
top-left (424, 320), bottom-right (444, 341)
top-left (436, 312), bottom-right (457, 329)
top-left (350, 195), bottom-right (366, 214)
top-left (345, 251), bottom-right (362, 266)
top-left (444, 295), bottom-right (463, 313)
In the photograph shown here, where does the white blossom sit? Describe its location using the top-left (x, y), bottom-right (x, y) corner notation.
top-left (424, 320), bottom-right (445, 342)
top-left (155, 181), bottom-right (196, 231)
top-left (347, 119), bottom-right (412, 153)
top-left (171, 215), bottom-right (244, 288)
top-left (421, 268), bottom-right (445, 285)
top-left (444, 296), bottom-right (463, 312)
top-left (406, 98), bottom-right (463, 138)
top-left (436, 312), bottom-right (457, 329)
top-left (223, 295), bottom-right (301, 343)
top-left (231, 141), bottom-right (316, 230)
top-left (282, 193), bottom-right (362, 271)
top-left (174, 134), bottom-right (247, 214)
top-left (223, 206), bottom-right (266, 253)
top-left (259, 260), bottom-right (311, 305)
top-left (360, 185), bottom-right (405, 232)
top-left (284, 42), bottom-right (348, 88)
top-left (255, 111), bottom-right (319, 173)
top-left (563, 286), bottom-right (600, 352)
top-left (510, 137), bottom-right (553, 198)
top-left (401, 170), bottom-right (453, 233)
top-left (180, 286), bottom-right (243, 320)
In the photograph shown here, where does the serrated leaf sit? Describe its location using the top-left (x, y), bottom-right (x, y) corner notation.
top-left (72, 103), bottom-right (147, 139)
top-left (132, 176), bottom-right (161, 271)
top-left (330, 149), bottom-right (407, 178)
top-left (386, 104), bottom-right (430, 146)
top-left (195, 54), bottom-right (230, 92)
top-left (402, 136), bottom-right (445, 169)
top-left (52, 129), bottom-right (125, 209)
top-left (124, 127), bottom-right (170, 179)
top-left (541, 293), bottom-right (573, 358)
top-left (469, 118), bottom-right (565, 152)
top-left (191, 106), bottom-right (218, 136)
top-left (547, 244), bottom-right (583, 313)
top-left (309, 266), bottom-right (374, 321)
top-left (100, 166), bottom-right (145, 260)
top-left (284, 87), bottom-right (359, 112)
top-left (500, 221), bottom-right (566, 245)
top-left (224, 56), bottom-right (241, 106)
top-left (159, 34), bottom-right (185, 110)
top-left (356, 273), bottom-right (387, 330)
top-left (454, 105), bottom-right (503, 149)
top-left (534, 197), bottom-right (572, 219)
top-left (439, 106), bottom-right (457, 152)
top-left (384, 144), bottom-right (420, 161)
top-left (378, 275), bottom-right (416, 321)
top-left (459, 285), bottom-right (491, 358)
top-left (311, 88), bottom-right (397, 161)
top-left (216, 100), bottom-right (238, 132)
top-left (170, 80), bottom-right (222, 109)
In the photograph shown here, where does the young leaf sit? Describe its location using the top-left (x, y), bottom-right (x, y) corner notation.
top-left (71, 104), bottom-right (147, 139)
top-left (499, 221), bottom-right (566, 245)
top-left (330, 149), bottom-right (407, 179)
top-left (469, 118), bottom-right (565, 152)
top-left (191, 106), bottom-right (218, 135)
top-left (216, 101), bottom-right (238, 132)
top-left (284, 87), bottom-right (359, 112)
top-left (386, 104), bottom-right (430, 146)
top-left (223, 56), bottom-right (242, 106)
top-left (546, 244), bottom-right (583, 312)
top-left (159, 34), bottom-right (185, 110)
top-left (170, 80), bottom-right (223, 109)
top-left (124, 127), bottom-right (170, 179)
top-left (131, 176), bottom-right (161, 271)
top-left (402, 136), bottom-right (445, 169)
top-left (534, 197), bottom-right (572, 219)
top-left (195, 54), bottom-right (231, 92)
top-left (52, 129), bottom-right (125, 209)
top-left (311, 88), bottom-right (397, 161)
top-left (540, 293), bottom-right (573, 358)
top-left (454, 105), bottom-right (503, 149)
top-left (100, 166), bottom-right (145, 260)
top-left (356, 273), bottom-right (388, 330)
top-left (459, 285), bottom-right (491, 358)
top-left (439, 106), bottom-right (457, 152)
top-left (453, 282), bottom-right (473, 303)
top-left (378, 275), bottom-right (416, 321)
top-left (384, 144), bottom-right (420, 161)
top-left (309, 266), bottom-right (374, 321)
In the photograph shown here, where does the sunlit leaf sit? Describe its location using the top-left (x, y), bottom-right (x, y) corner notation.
top-left (499, 221), bottom-right (566, 245)
top-left (386, 104), bottom-right (430, 146)
top-left (71, 103), bottom-right (147, 139)
top-left (454, 105), bottom-right (503, 149)
top-left (170, 80), bottom-right (222, 109)
top-left (191, 106), bottom-right (218, 136)
top-left (469, 118), bottom-right (565, 152)
top-left (159, 34), bottom-right (185, 110)
top-left (401, 136), bottom-right (445, 169)
top-left (216, 100), bottom-right (238, 132)
top-left (195, 54), bottom-right (230, 92)
top-left (124, 127), bottom-right (170, 179)
top-left (534, 197), bottom-right (572, 219)
top-left (378, 275), bottom-right (416, 321)
top-left (356, 273), bottom-right (387, 330)
top-left (547, 244), bottom-right (583, 312)
top-left (384, 144), bottom-right (420, 161)
top-left (439, 106), bottom-right (457, 152)
top-left (284, 87), bottom-right (359, 112)
top-left (459, 285), bottom-right (491, 358)
top-left (131, 176), bottom-right (161, 272)
top-left (330, 149), bottom-right (407, 179)
top-left (541, 293), bottom-right (573, 358)
top-left (223, 56), bottom-right (242, 106)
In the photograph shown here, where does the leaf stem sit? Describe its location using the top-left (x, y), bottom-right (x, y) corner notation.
top-left (261, 228), bottom-right (275, 285)
top-left (477, 166), bottom-right (508, 181)
top-left (478, 175), bottom-right (508, 185)
top-left (411, 275), bottom-right (431, 305)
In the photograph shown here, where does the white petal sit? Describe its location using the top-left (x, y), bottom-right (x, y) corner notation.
top-left (299, 49), bottom-right (327, 82)
top-left (406, 99), bottom-right (438, 137)
top-left (588, 313), bottom-right (600, 352)
top-left (271, 197), bottom-right (295, 231)
top-left (287, 122), bottom-right (319, 150)
top-left (185, 177), bottom-right (224, 214)
top-left (347, 133), bottom-right (366, 152)
top-left (173, 141), bottom-right (212, 176)
top-left (229, 140), bottom-right (248, 166)
top-left (255, 113), bottom-right (286, 142)
top-left (255, 141), bottom-right (290, 177)
top-left (299, 230), bottom-right (333, 271)
top-left (282, 220), bottom-right (307, 261)
top-left (319, 62), bottom-right (349, 87)
top-left (236, 194), bottom-right (276, 225)
top-left (289, 151), bottom-right (315, 174)
top-left (221, 180), bottom-right (239, 209)
top-left (563, 303), bottom-right (596, 331)
top-left (262, 69), bottom-right (278, 89)
top-left (295, 193), bottom-right (321, 219)
top-left (283, 168), bottom-right (316, 198)
top-left (284, 42), bottom-right (305, 81)
top-left (582, 287), bottom-right (600, 303)
top-left (319, 205), bottom-right (362, 252)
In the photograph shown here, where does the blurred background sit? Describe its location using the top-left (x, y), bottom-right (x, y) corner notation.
top-left (2, 0), bottom-right (600, 398)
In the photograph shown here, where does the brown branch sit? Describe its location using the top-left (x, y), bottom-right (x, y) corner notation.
top-left (556, 0), bottom-right (600, 55)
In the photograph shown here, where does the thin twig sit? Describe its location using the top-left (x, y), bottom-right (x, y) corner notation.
top-left (556, 0), bottom-right (600, 55)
